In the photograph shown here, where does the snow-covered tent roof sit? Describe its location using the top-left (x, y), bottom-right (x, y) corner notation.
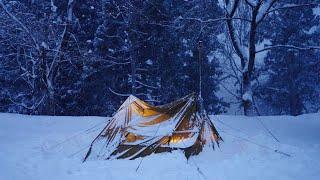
top-left (83, 93), bottom-right (222, 161)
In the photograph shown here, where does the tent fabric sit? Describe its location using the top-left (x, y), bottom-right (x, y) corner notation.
top-left (83, 93), bottom-right (222, 161)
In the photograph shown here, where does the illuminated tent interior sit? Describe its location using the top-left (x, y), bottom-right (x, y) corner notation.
top-left (83, 93), bottom-right (222, 161)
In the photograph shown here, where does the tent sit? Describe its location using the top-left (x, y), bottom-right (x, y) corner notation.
top-left (83, 93), bottom-right (222, 161)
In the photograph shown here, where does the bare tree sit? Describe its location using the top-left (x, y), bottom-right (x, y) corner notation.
top-left (219, 0), bottom-right (320, 115)
top-left (101, 0), bottom-right (160, 102)
top-left (0, 0), bottom-right (77, 114)
top-left (45, 0), bottom-right (76, 114)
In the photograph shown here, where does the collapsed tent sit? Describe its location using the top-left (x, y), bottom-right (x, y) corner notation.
top-left (83, 93), bottom-right (222, 161)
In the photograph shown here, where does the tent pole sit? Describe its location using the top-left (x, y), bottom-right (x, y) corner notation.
top-left (198, 41), bottom-right (203, 99)
top-left (198, 41), bottom-right (204, 113)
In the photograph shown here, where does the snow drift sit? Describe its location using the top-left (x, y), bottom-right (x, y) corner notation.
top-left (0, 113), bottom-right (319, 180)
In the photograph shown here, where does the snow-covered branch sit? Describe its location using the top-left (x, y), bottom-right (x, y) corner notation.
top-left (224, 0), bottom-right (240, 16)
top-left (9, 95), bottom-right (45, 111)
top-left (180, 17), bottom-right (251, 23)
top-left (0, 0), bottom-right (39, 51)
top-left (105, 60), bottom-right (131, 66)
top-left (256, 0), bottom-right (277, 24)
top-left (256, 45), bottom-right (320, 53)
top-left (223, 0), bottom-right (247, 68)
top-left (244, 0), bottom-right (255, 7)
top-left (47, 25), bottom-right (67, 78)
top-left (108, 88), bottom-right (131, 97)
top-left (136, 80), bottom-right (157, 89)
top-left (267, 3), bottom-right (320, 14)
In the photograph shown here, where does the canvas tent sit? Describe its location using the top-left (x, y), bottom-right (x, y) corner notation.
top-left (83, 93), bottom-right (222, 161)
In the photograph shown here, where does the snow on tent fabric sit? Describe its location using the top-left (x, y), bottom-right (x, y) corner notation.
top-left (83, 93), bottom-right (222, 161)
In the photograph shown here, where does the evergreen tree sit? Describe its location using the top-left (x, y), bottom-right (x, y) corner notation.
top-left (257, 1), bottom-right (320, 115)
top-left (0, 0), bottom-right (232, 115)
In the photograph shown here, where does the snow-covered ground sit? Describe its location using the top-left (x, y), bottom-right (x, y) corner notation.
top-left (0, 113), bottom-right (319, 180)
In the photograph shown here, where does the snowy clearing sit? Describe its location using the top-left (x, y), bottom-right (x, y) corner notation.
top-left (0, 113), bottom-right (319, 180)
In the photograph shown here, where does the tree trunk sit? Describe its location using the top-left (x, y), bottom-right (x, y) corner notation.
top-left (287, 52), bottom-right (301, 116)
top-left (242, 72), bottom-right (251, 115)
top-left (45, 0), bottom-right (75, 115)
top-left (242, 3), bottom-right (259, 116)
